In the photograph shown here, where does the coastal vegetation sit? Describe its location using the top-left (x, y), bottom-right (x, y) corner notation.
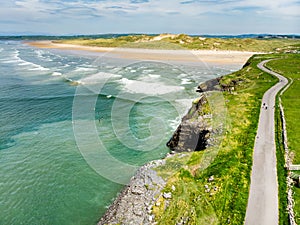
top-left (75, 36), bottom-right (299, 223)
top-left (266, 55), bottom-right (300, 224)
top-left (150, 54), bottom-right (288, 224)
top-left (274, 95), bottom-right (289, 225)
top-left (148, 53), bottom-right (300, 224)
top-left (54, 34), bottom-right (300, 52)
top-left (26, 34), bottom-right (300, 223)
top-left (266, 55), bottom-right (300, 163)
top-left (50, 34), bottom-right (300, 223)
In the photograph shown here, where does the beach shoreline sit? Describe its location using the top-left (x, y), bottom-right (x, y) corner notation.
top-left (26, 41), bottom-right (258, 64)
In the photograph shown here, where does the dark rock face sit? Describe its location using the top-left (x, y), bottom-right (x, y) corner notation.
top-left (196, 77), bottom-right (222, 93)
top-left (167, 94), bottom-right (212, 152)
top-left (167, 75), bottom-right (244, 153)
top-left (197, 76), bottom-right (243, 94)
top-left (166, 122), bottom-right (210, 152)
top-left (98, 77), bottom-right (229, 224)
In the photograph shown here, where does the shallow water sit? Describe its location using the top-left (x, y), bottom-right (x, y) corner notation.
top-left (0, 41), bottom-right (241, 224)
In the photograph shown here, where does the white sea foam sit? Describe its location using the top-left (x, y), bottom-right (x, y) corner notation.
top-left (142, 69), bottom-right (155, 74)
top-left (35, 50), bottom-right (45, 59)
top-left (137, 74), bottom-right (162, 83)
top-left (23, 62), bottom-right (49, 71)
top-left (18, 61), bottom-right (32, 66)
top-left (78, 72), bottom-right (122, 85)
top-left (3, 49), bottom-right (50, 71)
top-left (181, 78), bottom-right (192, 85)
top-left (169, 116), bottom-right (181, 130)
top-left (28, 65), bottom-right (50, 71)
top-left (178, 73), bottom-right (188, 78)
top-left (174, 98), bottom-right (194, 118)
top-left (2, 50), bottom-right (22, 63)
top-left (119, 78), bottom-right (184, 95)
top-left (168, 99), bottom-right (196, 130)
top-left (75, 67), bottom-right (97, 72)
top-left (52, 72), bottom-right (62, 76)
top-left (148, 74), bottom-right (161, 79)
top-left (175, 98), bottom-right (193, 110)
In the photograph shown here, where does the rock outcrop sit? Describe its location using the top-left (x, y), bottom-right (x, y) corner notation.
top-left (99, 77), bottom-right (227, 224)
top-left (166, 94), bottom-right (212, 152)
top-left (166, 75), bottom-right (245, 153)
top-left (196, 77), bottom-right (223, 93)
top-left (98, 160), bottom-right (167, 225)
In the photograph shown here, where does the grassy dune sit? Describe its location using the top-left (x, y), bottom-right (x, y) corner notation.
top-left (151, 54), bottom-right (284, 224)
top-left (54, 34), bottom-right (300, 52)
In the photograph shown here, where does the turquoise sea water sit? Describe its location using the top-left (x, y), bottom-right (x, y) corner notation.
top-left (0, 41), bottom-right (241, 224)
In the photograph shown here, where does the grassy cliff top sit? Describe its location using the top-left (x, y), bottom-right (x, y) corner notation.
top-left (54, 34), bottom-right (300, 52)
top-left (147, 52), bottom-right (300, 224)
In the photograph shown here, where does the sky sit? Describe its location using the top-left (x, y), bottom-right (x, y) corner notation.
top-left (0, 0), bottom-right (299, 35)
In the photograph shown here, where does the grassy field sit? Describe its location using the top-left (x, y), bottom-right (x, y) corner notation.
top-left (150, 54), bottom-right (286, 224)
top-left (266, 55), bottom-right (300, 224)
top-left (274, 95), bottom-right (289, 225)
top-left (266, 55), bottom-right (300, 163)
top-left (55, 34), bottom-right (300, 52)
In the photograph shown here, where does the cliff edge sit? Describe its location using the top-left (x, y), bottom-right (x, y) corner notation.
top-left (99, 77), bottom-right (222, 224)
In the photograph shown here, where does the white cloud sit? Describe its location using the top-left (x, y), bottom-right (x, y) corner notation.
top-left (4, 0), bottom-right (300, 19)
top-left (0, 0), bottom-right (299, 34)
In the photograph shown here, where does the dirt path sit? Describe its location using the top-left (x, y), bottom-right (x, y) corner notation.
top-left (244, 60), bottom-right (288, 225)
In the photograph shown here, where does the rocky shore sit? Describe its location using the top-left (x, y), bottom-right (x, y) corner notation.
top-left (98, 159), bottom-right (167, 225)
top-left (98, 77), bottom-right (225, 225)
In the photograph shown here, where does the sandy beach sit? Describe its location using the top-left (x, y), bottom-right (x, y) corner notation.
top-left (27, 41), bottom-right (259, 64)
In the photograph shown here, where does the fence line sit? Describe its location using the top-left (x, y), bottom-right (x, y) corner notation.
top-left (279, 77), bottom-right (296, 225)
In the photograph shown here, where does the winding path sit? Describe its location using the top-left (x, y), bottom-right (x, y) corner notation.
top-left (245, 60), bottom-right (288, 225)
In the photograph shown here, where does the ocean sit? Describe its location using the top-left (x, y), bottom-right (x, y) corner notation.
top-left (0, 41), bottom-right (240, 224)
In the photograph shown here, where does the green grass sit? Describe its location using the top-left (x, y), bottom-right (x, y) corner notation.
top-left (275, 96), bottom-right (289, 225)
top-left (266, 55), bottom-right (300, 164)
top-left (54, 34), bottom-right (300, 52)
top-left (152, 54), bottom-right (281, 224)
top-left (266, 54), bottom-right (300, 224)
top-left (53, 36), bottom-right (185, 50)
